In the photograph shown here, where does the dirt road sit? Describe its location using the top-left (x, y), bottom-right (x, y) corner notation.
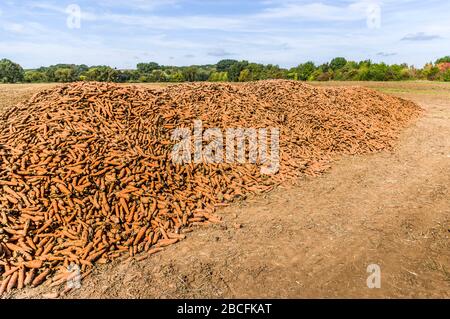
top-left (4, 82), bottom-right (450, 298)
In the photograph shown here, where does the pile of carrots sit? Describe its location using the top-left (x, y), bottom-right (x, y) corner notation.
top-left (0, 80), bottom-right (421, 296)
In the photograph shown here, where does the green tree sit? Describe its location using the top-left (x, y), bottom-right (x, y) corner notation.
top-left (262, 64), bottom-right (286, 79)
top-left (329, 57), bottom-right (347, 71)
top-left (443, 69), bottom-right (450, 82)
top-left (137, 62), bottom-right (160, 74)
top-left (209, 71), bottom-right (228, 82)
top-left (356, 66), bottom-right (370, 81)
top-left (367, 63), bottom-right (389, 81)
top-left (309, 69), bottom-right (324, 81)
top-left (238, 69), bottom-right (252, 82)
top-left (182, 66), bottom-right (198, 82)
top-left (291, 61), bottom-right (316, 81)
top-left (228, 61), bottom-right (249, 82)
top-left (24, 70), bottom-right (47, 83)
top-left (195, 68), bottom-right (211, 81)
top-left (74, 64), bottom-right (89, 77)
top-left (84, 66), bottom-right (119, 82)
top-left (318, 63), bottom-right (331, 72)
top-left (117, 70), bottom-right (139, 83)
top-left (337, 61), bottom-right (358, 80)
top-left (85, 68), bottom-right (100, 81)
top-left (387, 64), bottom-right (409, 81)
top-left (168, 71), bottom-right (185, 82)
top-left (216, 59), bottom-right (238, 73)
top-left (246, 63), bottom-right (263, 80)
top-left (399, 68), bottom-right (413, 80)
top-left (422, 63), bottom-right (440, 80)
top-left (357, 60), bottom-right (372, 69)
top-left (139, 75), bottom-right (149, 83)
top-left (436, 56), bottom-right (450, 64)
top-left (149, 69), bottom-right (167, 82)
top-left (317, 71), bottom-right (332, 81)
top-left (0, 59), bottom-right (24, 83)
top-left (287, 72), bottom-right (298, 81)
top-left (54, 68), bottom-right (76, 82)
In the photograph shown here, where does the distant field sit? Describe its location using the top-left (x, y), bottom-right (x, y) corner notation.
top-left (311, 81), bottom-right (450, 95)
top-left (0, 83), bottom-right (55, 112)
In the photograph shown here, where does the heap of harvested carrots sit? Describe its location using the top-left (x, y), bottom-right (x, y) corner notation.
top-left (0, 80), bottom-right (421, 296)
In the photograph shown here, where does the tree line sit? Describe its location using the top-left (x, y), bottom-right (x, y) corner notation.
top-left (1, 56), bottom-right (449, 84)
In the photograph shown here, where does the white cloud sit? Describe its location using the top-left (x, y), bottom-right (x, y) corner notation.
top-left (3, 23), bottom-right (25, 33)
top-left (96, 0), bottom-right (180, 10)
top-left (401, 32), bottom-right (441, 41)
top-left (256, 0), bottom-right (385, 21)
top-left (207, 48), bottom-right (235, 57)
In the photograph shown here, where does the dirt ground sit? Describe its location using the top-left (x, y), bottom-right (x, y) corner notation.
top-left (2, 81), bottom-right (449, 299)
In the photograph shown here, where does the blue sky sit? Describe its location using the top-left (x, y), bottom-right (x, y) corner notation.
top-left (0, 0), bottom-right (448, 69)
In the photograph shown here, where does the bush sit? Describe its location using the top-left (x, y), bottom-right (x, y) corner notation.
top-left (367, 63), bottom-right (389, 81)
top-left (400, 68), bottom-right (413, 80)
top-left (54, 68), bottom-right (76, 82)
top-left (139, 75), bottom-right (149, 83)
top-left (238, 69), bottom-right (252, 82)
top-left (291, 62), bottom-right (316, 81)
top-left (356, 66), bottom-right (370, 81)
top-left (169, 71), bottom-right (185, 82)
top-left (149, 70), bottom-right (167, 82)
top-left (209, 71), bottom-right (228, 82)
top-left (317, 71), bottom-right (332, 81)
top-left (422, 64), bottom-right (440, 80)
top-left (24, 70), bottom-right (47, 83)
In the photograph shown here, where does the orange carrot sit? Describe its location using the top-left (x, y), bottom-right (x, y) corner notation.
top-left (32, 269), bottom-right (50, 287)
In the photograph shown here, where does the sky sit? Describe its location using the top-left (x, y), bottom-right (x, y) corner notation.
top-left (0, 0), bottom-right (448, 69)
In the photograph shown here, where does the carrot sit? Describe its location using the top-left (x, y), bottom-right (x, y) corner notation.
top-left (2, 266), bottom-right (19, 278)
top-left (167, 233), bottom-right (186, 240)
top-left (0, 180), bottom-right (19, 186)
top-left (87, 248), bottom-right (106, 262)
top-left (24, 260), bottom-right (43, 269)
top-left (3, 194), bottom-right (18, 204)
top-left (0, 276), bottom-right (11, 295)
top-left (7, 271), bottom-right (18, 292)
top-left (17, 267), bottom-right (25, 289)
top-left (57, 183), bottom-right (71, 196)
top-left (154, 238), bottom-right (179, 248)
top-left (3, 185), bottom-right (21, 200)
top-left (42, 243), bottom-right (55, 256)
top-left (32, 269), bottom-right (50, 287)
top-left (36, 220), bottom-right (53, 235)
top-left (133, 226), bottom-right (148, 246)
top-left (135, 248), bottom-right (164, 262)
top-left (24, 269), bottom-right (35, 286)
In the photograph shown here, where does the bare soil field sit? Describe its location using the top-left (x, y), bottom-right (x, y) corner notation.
top-left (1, 81), bottom-right (449, 299)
